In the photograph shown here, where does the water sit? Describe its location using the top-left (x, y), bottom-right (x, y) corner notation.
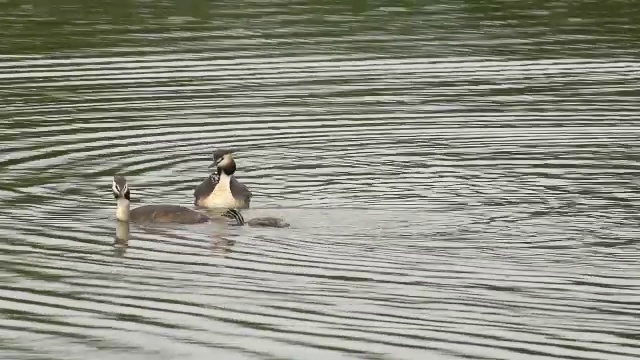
top-left (0, 0), bottom-right (639, 359)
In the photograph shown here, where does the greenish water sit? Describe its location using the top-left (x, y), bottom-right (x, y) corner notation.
top-left (0, 1), bottom-right (639, 359)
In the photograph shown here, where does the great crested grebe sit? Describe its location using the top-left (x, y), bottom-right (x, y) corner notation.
top-left (113, 175), bottom-right (243, 225)
top-left (216, 206), bottom-right (290, 228)
top-left (193, 150), bottom-right (252, 209)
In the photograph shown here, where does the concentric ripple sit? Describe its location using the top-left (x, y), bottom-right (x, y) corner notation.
top-left (0, 1), bottom-right (639, 359)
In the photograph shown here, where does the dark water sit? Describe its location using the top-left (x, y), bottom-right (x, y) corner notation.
top-left (1, 1), bottom-right (639, 359)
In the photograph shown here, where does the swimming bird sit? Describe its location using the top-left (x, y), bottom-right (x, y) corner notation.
top-left (222, 208), bottom-right (291, 228)
top-left (193, 150), bottom-right (252, 209)
top-left (113, 175), bottom-right (243, 225)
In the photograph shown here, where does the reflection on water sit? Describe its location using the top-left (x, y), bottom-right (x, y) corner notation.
top-left (0, 0), bottom-right (639, 359)
top-left (114, 221), bottom-right (129, 251)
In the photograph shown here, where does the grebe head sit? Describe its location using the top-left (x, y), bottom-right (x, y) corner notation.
top-left (209, 151), bottom-right (236, 176)
top-left (221, 208), bottom-right (245, 226)
top-left (112, 176), bottom-right (130, 200)
top-left (112, 176), bottom-right (131, 222)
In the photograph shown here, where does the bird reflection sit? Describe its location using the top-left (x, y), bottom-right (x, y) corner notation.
top-left (210, 237), bottom-right (236, 255)
top-left (208, 225), bottom-right (237, 255)
top-left (112, 220), bottom-right (237, 257)
top-left (113, 220), bottom-right (130, 257)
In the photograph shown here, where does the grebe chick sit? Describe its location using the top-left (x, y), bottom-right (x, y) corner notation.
top-left (223, 210), bottom-right (290, 228)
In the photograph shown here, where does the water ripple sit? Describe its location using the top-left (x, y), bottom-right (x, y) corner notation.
top-left (1, 1), bottom-right (639, 360)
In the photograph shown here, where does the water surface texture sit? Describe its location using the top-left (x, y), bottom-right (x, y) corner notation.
top-left (1, 1), bottom-right (639, 359)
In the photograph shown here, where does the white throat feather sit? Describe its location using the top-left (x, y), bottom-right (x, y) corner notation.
top-left (116, 198), bottom-right (131, 222)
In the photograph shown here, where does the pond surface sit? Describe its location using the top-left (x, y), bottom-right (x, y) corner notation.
top-left (0, 1), bottom-right (639, 359)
